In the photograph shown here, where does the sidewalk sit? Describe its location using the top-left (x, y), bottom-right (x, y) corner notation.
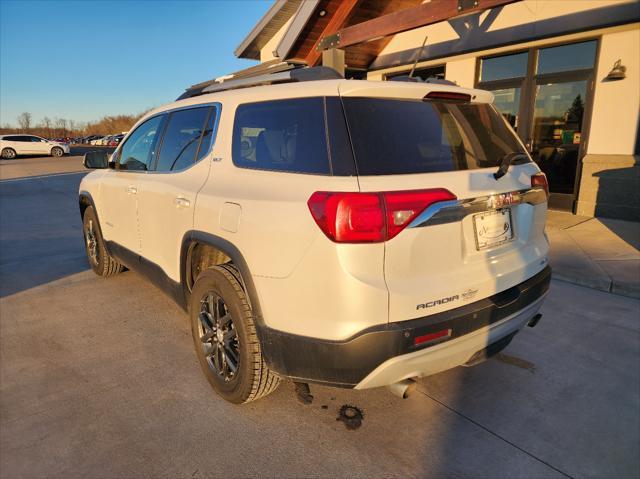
top-left (546, 210), bottom-right (640, 298)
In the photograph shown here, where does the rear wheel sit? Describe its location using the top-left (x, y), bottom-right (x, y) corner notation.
top-left (51, 147), bottom-right (64, 157)
top-left (82, 206), bottom-right (123, 277)
top-left (1, 148), bottom-right (16, 159)
top-left (190, 265), bottom-right (279, 404)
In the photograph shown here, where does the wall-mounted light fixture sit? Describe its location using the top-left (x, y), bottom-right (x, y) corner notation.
top-left (604, 59), bottom-right (626, 81)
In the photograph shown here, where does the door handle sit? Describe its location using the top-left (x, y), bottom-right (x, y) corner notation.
top-left (174, 197), bottom-right (191, 208)
top-left (125, 186), bottom-right (137, 194)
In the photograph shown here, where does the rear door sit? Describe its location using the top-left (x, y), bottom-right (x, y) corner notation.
top-left (136, 105), bottom-right (217, 282)
top-left (12, 136), bottom-right (35, 154)
top-left (339, 85), bottom-right (549, 323)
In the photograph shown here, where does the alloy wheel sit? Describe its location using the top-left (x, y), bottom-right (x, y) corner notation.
top-left (84, 219), bottom-right (99, 265)
top-left (198, 292), bottom-right (240, 382)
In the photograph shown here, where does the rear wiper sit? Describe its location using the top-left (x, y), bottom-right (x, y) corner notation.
top-left (494, 152), bottom-right (529, 180)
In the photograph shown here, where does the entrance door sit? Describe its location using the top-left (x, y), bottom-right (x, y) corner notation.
top-left (529, 78), bottom-right (589, 209)
top-left (477, 40), bottom-right (597, 211)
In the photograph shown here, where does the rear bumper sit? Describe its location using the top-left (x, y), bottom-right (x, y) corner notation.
top-left (260, 266), bottom-right (551, 388)
top-left (355, 294), bottom-right (544, 389)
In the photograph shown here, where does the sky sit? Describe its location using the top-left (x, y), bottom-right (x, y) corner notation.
top-left (0, 0), bottom-right (272, 127)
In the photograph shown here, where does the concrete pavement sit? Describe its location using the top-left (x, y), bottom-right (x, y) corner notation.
top-left (547, 210), bottom-right (640, 298)
top-left (1, 258), bottom-right (638, 477)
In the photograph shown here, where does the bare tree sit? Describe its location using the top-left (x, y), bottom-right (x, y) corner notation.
top-left (54, 117), bottom-right (67, 137)
top-left (42, 116), bottom-right (52, 137)
top-left (17, 112), bottom-right (32, 132)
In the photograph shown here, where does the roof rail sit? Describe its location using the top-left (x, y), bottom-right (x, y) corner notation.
top-left (177, 65), bottom-right (342, 100)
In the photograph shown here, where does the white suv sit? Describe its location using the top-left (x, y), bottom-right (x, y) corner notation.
top-left (79, 68), bottom-right (551, 404)
top-left (0, 134), bottom-right (70, 159)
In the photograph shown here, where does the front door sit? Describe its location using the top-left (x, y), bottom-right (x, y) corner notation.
top-left (30, 136), bottom-right (50, 154)
top-left (477, 40), bottom-right (597, 211)
top-left (99, 114), bottom-right (165, 254)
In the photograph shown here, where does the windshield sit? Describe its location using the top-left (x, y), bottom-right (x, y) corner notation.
top-left (341, 97), bottom-right (527, 176)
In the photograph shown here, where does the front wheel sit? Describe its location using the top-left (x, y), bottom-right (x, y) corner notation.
top-left (51, 147), bottom-right (64, 157)
top-left (190, 265), bottom-right (280, 404)
top-left (82, 206), bottom-right (123, 277)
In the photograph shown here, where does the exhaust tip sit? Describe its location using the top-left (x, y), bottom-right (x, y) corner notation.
top-left (386, 378), bottom-right (417, 399)
top-left (528, 313), bottom-right (542, 328)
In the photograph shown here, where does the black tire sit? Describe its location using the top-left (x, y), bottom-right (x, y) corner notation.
top-left (51, 147), bottom-right (64, 157)
top-left (190, 265), bottom-right (280, 404)
top-left (82, 206), bottom-right (123, 277)
top-left (1, 148), bottom-right (16, 159)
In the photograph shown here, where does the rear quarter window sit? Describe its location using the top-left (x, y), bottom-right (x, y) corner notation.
top-left (232, 97), bottom-right (330, 175)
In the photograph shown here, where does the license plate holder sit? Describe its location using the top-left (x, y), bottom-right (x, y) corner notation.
top-left (473, 208), bottom-right (514, 250)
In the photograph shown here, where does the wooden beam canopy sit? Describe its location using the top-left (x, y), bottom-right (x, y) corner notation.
top-left (317, 0), bottom-right (521, 51)
top-left (304, 0), bottom-right (361, 66)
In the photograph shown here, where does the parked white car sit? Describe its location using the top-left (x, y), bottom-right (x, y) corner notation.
top-left (0, 134), bottom-right (70, 159)
top-left (79, 68), bottom-right (551, 404)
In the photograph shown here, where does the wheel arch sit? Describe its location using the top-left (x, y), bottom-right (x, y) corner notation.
top-left (181, 231), bottom-right (265, 327)
top-left (78, 191), bottom-right (94, 219)
top-left (78, 191), bottom-right (113, 260)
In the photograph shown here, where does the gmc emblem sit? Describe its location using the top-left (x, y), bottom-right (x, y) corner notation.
top-left (488, 192), bottom-right (522, 209)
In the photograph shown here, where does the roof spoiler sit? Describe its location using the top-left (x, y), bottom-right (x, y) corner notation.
top-left (177, 65), bottom-right (343, 100)
top-left (389, 75), bottom-right (457, 86)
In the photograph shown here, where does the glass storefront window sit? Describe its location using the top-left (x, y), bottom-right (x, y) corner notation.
top-left (491, 87), bottom-right (521, 128)
top-left (531, 80), bottom-right (588, 195)
top-left (480, 52), bottom-right (528, 82)
top-left (537, 41), bottom-right (597, 75)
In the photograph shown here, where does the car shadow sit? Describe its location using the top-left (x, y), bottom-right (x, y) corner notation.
top-left (0, 172), bottom-right (90, 297)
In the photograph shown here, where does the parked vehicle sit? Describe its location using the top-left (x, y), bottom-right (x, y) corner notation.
top-left (0, 134), bottom-right (70, 159)
top-left (108, 134), bottom-right (124, 147)
top-left (79, 69), bottom-right (551, 404)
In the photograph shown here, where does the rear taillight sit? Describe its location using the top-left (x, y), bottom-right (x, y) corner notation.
top-left (307, 189), bottom-right (456, 243)
top-left (531, 172), bottom-right (549, 199)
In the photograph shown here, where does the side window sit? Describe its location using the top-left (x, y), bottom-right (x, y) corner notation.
top-left (30, 136), bottom-right (43, 142)
top-left (197, 108), bottom-right (217, 162)
top-left (154, 106), bottom-right (212, 172)
top-left (118, 115), bottom-right (164, 171)
top-left (232, 97), bottom-right (330, 175)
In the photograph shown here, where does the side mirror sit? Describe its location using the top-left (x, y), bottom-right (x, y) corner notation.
top-left (83, 151), bottom-right (109, 169)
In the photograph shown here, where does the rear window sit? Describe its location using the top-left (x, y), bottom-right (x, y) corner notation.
top-left (342, 97), bottom-right (526, 176)
top-left (232, 98), bottom-right (330, 175)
